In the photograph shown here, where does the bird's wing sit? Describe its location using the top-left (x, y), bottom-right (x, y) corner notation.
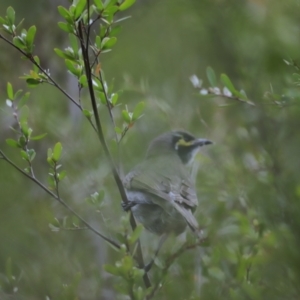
top-left (125, 167), bottom-right (198, 208)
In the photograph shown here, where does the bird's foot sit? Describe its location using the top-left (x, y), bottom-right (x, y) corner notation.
top-left (121, 201), bottom-right (136, 212)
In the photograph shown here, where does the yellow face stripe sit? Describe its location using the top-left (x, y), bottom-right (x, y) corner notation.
top-left (176, 138), bottom-right (193, 147)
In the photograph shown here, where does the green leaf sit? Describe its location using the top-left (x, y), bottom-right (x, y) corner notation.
top-left (132, 101), bottom-right (145, 121)
top-left (27, 149), bottom-right (36, 162)
top-left (20, 150), bottom-right (29, 161)
top-left (0, 17), bottom-right (6, 25)
top-left (18, 92), bottom-right (30, 109)
top-left (65, 59), bottom-right (81, 77)
top-left (26, 25), bottom-right (36, 52)
top-left (221, 73), bottom-right (236, 94)
top-left (83, 109), bottom-right (92, 118)
top-left (54, 48), bottom-right (70, 59)
top-left (13, 36), bottom-right (26, 50)
top-left (5, 257), bottom-right (13, 281)
top-left (111, 93), bottom-right (118, 105)
top-left (94, 0), bottom-right (104, 10)
top-left (30, 133), bottom-right (47, 141)
top-left (57, 6), bottom-right (72, 22)
top-left (102, 37), bottom-right (117, 49)
top-left (104, 0), bottom-right (119, 8)
top-left (53, 142), bottom-right (63, 162)
top-left (114, 16), bottom-right (131, 23)
top-left (14, 89), bottom-right (23, 100)
top-left (20, 122), bottom-right (32, 138)
top-left (104, 264), bottom-right (121, 276)
top-left (110, 25), bottom-right (122, 36)
top-left (97, 92), bottom-right (106, 104)
top-left (119, 0), bottom-right (136, 11)
top-left (101, 37), bottom-right (111, 49)
top-left (128, 224), bottom-right (143, 244)
top-left (19, 105), bottom-right (29, 123)
top-left (58, 170), bottom-right (67, 181)
top-left (6, 82), bottom-right (14, 100)
top-left (6, 7), bottom-right (15, 25)
top-left (79, 75), bottom-right (88, 87)
top-left (206, 66), bottom-right (217, 87)
top-left (57, 22), bottom-right (73, 33)
top-left (69, 34), bottom-right (78, 54)
top-left (47, 148), bottom-right (53, 159)
top-left (48, 223), bottom-right (60, 232)
top-left (18, 136), bottom-right (27, 148)
top-left (6, 138), bottom-right (19, 148)
top-left (74, 0), bottom-right (87, 19)
top-left (114, 127), bottom-right (122, 134)
top-left (26, 78), bottom-right (41, 87)
top-left (122, 110), bottom-right (131, 123)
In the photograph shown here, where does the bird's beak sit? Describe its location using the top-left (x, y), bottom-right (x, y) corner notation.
top-left (194, 138), bottom-right (213, 147)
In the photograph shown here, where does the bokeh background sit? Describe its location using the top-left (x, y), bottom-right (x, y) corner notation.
top-left (1, 0), bottom-right (300, 299)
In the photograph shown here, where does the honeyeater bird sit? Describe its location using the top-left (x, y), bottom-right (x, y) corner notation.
top-left (122, 130), bottom-right (212, 238)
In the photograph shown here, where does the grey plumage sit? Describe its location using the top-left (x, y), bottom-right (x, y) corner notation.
top-left (123, 131), bottom-right (212, 237)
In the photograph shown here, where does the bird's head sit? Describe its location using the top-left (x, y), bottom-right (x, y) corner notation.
top-left (146, 130), bottom-right (212, 165)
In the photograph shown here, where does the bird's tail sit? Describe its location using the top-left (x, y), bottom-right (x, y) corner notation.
top-left (174, 204), bottom-right (203, 239)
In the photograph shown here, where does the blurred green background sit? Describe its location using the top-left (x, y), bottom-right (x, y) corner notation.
top-left (1, 0), bottom-right (300, 299)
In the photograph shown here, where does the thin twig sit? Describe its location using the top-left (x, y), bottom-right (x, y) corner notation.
top-left (147, 239), bottom-right (206, 299)
top-left (0, 149), bottom-right (120, 249)
top-left (78, 17), bottom-right (151, 288)
top-left (0, 33), bottom-right (98, 133)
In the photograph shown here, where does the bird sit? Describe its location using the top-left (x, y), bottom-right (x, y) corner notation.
top-left (122, 130), bottom-right (212, 239)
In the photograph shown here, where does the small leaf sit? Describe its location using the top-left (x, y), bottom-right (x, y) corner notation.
top-left (49, 223), bottom-right (60, 232)
top-left (132, 101), bottom-right (145, 121)
top-left (74, 0), bottom-right (87, 19)
top-left (115, 127), bottom-right (122, 134)
top-left (18, 92), bottom-right (30, 109)
top-left (65, 59), bottom-right (81, 77)
top-left (221, 74), bottom-right (236, 94)
top-left (30, 133), bottom-right (47, 140)
top-left (47, 148), bottom-right (53, 159)
top-left (94, 0), bottom-right (104, 10)
top-left (69, 34), bottom-right (78, 54)
top-left (122, 110), bottom-right (131, 123)
top-left (119, 0), bottom-right (136, 11)
top-left (128, 224), bottom-right (143, 244)
top-left (104, 0), bottom-right (119, 8)
top-left (20, 105), bottom-right (29, 123)
top-left (83, 109), bottom-right (92, 118)
top-left (27, 149), bottom-right (36, 162)
top-left (54, 48), bottom-right (68, 59)
top-left (7, 82), bottom-right (14, 100)
top-left (20, 150), bottom-right (29, 161)
top-left (79, 75), bottom-right (88, 87)
top-left (104, 264), bottom-right (120, 276)
top-left (58, 170), bottom-right (67, 181)
top-left (57, 22), bottom-right (73, 33)
top-left (6, 139), bottom-right (19, 148)
top-left (26, 78), bottom-right (41, 87)
top-left (57, 6), bottom-right (72, 22)
top-left (6, 7), bottom-right (15, 25)
top-left (206, 66), bottom-right (217, 87)
top-left (114, 16), bottom-right (131, 23)
top-left (111, 93), bottom-right (118, 105)
top-left (110, 25), bottom-right (122, 36)
top-left (102, 37), bottom-right (117, 49)
top-left (13, 36), bottom-right (26, 49)
top-left (53, 142), bottom-right (63, 162)
top-left (26, 25), bottom-right (36, 52)
top-left (18, 136), bottom-right (27, 148)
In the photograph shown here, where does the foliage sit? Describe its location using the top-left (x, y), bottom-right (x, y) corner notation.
top-left (0, 0), bottom-right (300, 299)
